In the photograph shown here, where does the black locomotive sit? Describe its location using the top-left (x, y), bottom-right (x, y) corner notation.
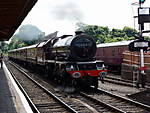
top-left (8, 31), bottom-right (106, 88)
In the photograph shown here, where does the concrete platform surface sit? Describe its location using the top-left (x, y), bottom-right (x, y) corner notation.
top-left (0, 62), bottom-right (33, 113)
top-left (0, 67), bottom-right (17, 113)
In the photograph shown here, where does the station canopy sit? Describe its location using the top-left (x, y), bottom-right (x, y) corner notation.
top-left (0, 0), bottom-right (38, 41)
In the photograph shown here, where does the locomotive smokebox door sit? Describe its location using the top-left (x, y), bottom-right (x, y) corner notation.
top-left (70, 35), bottom-right (97, 61)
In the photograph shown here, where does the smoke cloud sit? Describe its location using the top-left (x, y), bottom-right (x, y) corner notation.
top-left (50, 2), bottom-right (84, 22)
top-left (16, 24), bottom-right (44, 40)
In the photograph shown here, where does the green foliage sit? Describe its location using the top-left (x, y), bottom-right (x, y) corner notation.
top-left (0, 42), bottom-right (8, 53)
top-left (123, 26), bottom-right (137, 37)
top-left (7, 35), bottom-right (42, 51)
top-left (76, 22), bottom-right (139, 44)
top-left (8, 36), bottom-right (21, 50)
top-left (144, 36), bottom-right (150, 41)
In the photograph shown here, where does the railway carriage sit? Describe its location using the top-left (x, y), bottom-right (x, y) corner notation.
top-left (8, 31), bottom-right (106, 88)
top-left (95, 40), bottom-right (150, 82)
top-left (96, 40), bottom-right (133, 74)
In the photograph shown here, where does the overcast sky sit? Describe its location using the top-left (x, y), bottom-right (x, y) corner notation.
top-left (21, 0), bottom-right (150, 36)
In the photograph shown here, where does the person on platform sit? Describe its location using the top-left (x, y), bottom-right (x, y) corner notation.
top-left (99, 64), bottom-right (107, 83)
top-left (0, 53), bottom-right (3, 68)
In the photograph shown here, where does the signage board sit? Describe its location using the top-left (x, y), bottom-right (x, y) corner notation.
top-left (134, 42), bottom-right (148, 48)
top-left (138, 7), bottom-right (150, 24)
top-left (129, 39), bottom-right (150, 52)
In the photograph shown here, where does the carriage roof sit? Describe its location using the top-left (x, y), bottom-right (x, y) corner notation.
top-left (97, 40), bottom-right (133, 48)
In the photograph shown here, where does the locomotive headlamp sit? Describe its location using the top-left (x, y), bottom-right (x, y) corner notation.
top-left (72, 72), bottom-right (81, 78)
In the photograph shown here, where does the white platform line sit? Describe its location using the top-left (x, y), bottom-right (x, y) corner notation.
top-left (3, 62), bottom-right (33, 113)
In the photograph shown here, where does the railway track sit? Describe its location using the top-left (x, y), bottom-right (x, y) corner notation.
top-left (98, 75), bottom-right (142, 97)
top-left (104, 76), bottom-right (135, 87)
top-left (6, 61), bottom-right (150, 113)
top-left (81, 87), bottom-right (150, 113)
top-left (7, 61), bottom-right (129, 113)
top-left (104, 75), bottom-right (150, 88)
top-left (6, 62), bottom-right (77, 113)
top-left (6, 62), bottom-right (122, 113)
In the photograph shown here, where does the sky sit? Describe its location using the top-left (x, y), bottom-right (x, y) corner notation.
top-left (20, 0), bottom-right (150, 36)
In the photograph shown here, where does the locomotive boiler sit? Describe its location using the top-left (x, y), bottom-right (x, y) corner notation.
top-left (8, 31), bottom-right (106, 89)
top-left (49, 32), bottom-right (97, 61)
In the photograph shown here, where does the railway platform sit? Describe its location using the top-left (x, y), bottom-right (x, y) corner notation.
top-left (0, 62), bottom-right (33, 113)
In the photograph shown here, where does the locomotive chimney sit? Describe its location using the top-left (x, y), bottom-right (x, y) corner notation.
top-left (75, 31), bottom-right (84, 35)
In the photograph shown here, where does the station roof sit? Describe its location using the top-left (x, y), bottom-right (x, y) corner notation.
top-left (0, 0), bottom-right (38, 41)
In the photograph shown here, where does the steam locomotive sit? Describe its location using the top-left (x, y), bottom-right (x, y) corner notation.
top-left (8, 31), bottom-right (106, 88)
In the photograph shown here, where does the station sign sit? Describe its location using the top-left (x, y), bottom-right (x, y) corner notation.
top-left (138, 7), bottom-right (150, 24)
top-left (134, 41), bottom-right (148, 47)
top-left (129, 39), bottom-right (150, 52)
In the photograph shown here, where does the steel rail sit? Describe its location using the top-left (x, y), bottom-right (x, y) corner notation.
top-left (9, 61), bottom-right (78, 113)
top-left (96, 87), bottom-right (150, 112)
top-left (8, 63), bottom-right (40, 113)
top-left (79, 92), bottom-right (126, 113)
top-left (105, 76), bottom-right (150, 88)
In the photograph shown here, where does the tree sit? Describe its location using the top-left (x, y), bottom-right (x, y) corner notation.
top-left (8, 36), bottom-right (22, 50)
top-left (111, 28), bottom-right (125, 38)
top-left (76, 23), bottom-right (110, 43)
top-left (123, 26), bottom-right (137, 37)
top-left (76, 22), bottom-right (138, 44)
top-left (0, 42), bottom-right (9, 53)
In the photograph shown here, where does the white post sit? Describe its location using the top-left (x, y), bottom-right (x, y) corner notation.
top-left (140, 49), bottom-right (144, 74)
